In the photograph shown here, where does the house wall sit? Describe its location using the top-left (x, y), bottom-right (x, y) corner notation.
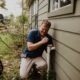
top-left (38, 0), bottom-right (80, 80)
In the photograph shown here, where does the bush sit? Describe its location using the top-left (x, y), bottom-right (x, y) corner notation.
top-left (41, 69), bottom-right (56, 80)
top-left (10, 32), bottom-right (27, 49)
top-left (0, 23), bottom-right (4, 27)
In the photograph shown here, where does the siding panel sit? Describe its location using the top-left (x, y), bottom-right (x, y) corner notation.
top-left (53, 40), bottom-right (80, 71)
top-left (54, 62), bottom-right (70, 80)
top-left (56, 75), bottom-right (61, 80)
top-left (55, 52), bottom-right (80, 80)
top-left (38, 5), bottom-right (48, 15)
top-left (48, 29), bottom-right (80, 53)
top-left (49, 17), bottom-right (80, 34)
top-left (39, 0), bottom-right (43, 5)
top-left (39, 0), bottom-right (48, 9)
top-left (38, 21), bottom-right (42, 25)
top-left (38, 13), bottom-right (48, 20)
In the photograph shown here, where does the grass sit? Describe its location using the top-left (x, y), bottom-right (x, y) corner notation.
top-left (0, 32), bottom-right (22, 80)
top-left (0, 32), bottom-right (13, 54)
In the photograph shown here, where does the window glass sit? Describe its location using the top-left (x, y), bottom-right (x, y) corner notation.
top-left (33, 0), bottom-right (38, 15)
top-left (60, 0), bottom-right (71, 7)
top-left (53, 0), bottom-right (58, 10)
top-left (50, 0), bottom-right (58, 11)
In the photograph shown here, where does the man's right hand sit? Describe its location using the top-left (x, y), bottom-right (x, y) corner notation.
top-left (27, 37), bottom-right (49, 51)
top-left (41, 37), bottom-right (49, 44)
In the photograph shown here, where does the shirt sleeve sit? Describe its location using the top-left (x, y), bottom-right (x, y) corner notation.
top-left (26, 30), bottom-right (35, 43)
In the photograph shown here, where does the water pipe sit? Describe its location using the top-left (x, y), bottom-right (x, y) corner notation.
top-left (47, 44), bottom-right (55, 80)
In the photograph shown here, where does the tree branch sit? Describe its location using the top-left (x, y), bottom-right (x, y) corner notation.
top-left (0, 37), bottom-right (11, 49)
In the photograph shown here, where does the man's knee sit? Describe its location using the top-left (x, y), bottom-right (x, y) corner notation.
top-left (38, 61), bottom-right (47, 70)
top-left (20, 68), bottom-right (29, 79)
top-left (42, 61), bottom-right (47, 69)
top-left (20, 73), bottom-right (29, 79)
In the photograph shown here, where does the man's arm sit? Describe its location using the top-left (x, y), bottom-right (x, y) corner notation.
top-left (27, 37), bottom-right (49, 51)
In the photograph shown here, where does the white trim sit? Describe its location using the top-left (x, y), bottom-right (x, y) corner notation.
top-left (36, 0), bottom-right (38, 14)
top-left (34, 1), bottom-right (35, 15)
top-left (58, 0), bottom-right (60, 8)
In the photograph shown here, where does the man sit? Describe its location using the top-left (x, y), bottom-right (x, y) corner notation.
top-left (20, 19), bottom-right (52, 79)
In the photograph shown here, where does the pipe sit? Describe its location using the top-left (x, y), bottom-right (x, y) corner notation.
top-left (47, 44), bottom-right (55, 80)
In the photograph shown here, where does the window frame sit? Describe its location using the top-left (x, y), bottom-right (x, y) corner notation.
top-left (30, 0), bottom-right (38, 29)
top-left (47, 0), bottom-right (74, 17)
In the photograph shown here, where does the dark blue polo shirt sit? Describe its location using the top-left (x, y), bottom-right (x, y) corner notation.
top-left (23, 30), bottom-right (52, 58)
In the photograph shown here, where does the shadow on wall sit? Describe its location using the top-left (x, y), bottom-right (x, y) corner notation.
top-left (50, 50), bottom-right (56, 70)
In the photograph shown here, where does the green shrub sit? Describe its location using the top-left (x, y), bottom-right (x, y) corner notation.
top-left (0, 33), bottom-right (13, 55)
top-left (4, 55), bottom-right (10, 60)
top-left (0, 55), bottom-right (3, 58)
top-left (0, 74), bottom-right (6, 80)
top-left (41, 69), bottom-right (56, 80)
top-left (10, 32), bottom-right (27, 49)
top-left (0, 23), bottom-right (4, 27)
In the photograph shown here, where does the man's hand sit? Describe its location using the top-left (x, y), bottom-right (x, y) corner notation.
top-left (49, 44), bottom-right (52, 49)
top-left (27, 37), bottom-right (49, 51)
top-left (41, 37), bottom-right (49, 44)
top-left (45, 44), bottom-right (52, 52)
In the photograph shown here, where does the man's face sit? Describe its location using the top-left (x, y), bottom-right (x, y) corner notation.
top-left (40, 24), bottom-right (49, 37)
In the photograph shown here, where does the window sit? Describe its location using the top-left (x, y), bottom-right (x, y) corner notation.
top-left (50, 0), bottom-right (71, 12)
top-left (30, 0), bottom-right (38, 29)
top-left (48, 0), bottom-right (74, 17)
top-left (33, 0), bottom-right (38, 16)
